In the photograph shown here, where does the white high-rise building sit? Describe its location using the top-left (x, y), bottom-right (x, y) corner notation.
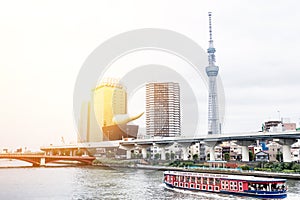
top-left (146, 82), bottom-right (181, 137)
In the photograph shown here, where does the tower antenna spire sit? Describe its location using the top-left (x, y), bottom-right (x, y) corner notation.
top-left (207, 12), bottom-right (216, 66)
top-left (208, 11), bottom-right (213, 41)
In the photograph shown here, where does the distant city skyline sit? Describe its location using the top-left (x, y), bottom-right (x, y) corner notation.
top-left (1, 1), bottom-right (300, 149)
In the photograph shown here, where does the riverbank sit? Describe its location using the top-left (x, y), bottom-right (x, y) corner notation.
top-left (134, 164), bottom-right (300, 180)
top-left (93, 158), bottom-right (300, 180)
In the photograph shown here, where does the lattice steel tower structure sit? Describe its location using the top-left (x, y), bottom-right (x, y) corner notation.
top-left (206, 12), bottom-right (221, 134)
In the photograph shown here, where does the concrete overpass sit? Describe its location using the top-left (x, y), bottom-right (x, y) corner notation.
top-left (41, 131), bottom-right (300, 162)
top-left (120, 131), bottom-right (300, 162)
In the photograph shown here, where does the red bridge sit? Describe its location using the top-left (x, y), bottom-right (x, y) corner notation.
top-left (0, 153), bottom-right (96, 167)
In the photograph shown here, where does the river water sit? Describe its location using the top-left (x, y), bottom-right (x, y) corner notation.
top-left (0, 161), bottom-right (300, 200)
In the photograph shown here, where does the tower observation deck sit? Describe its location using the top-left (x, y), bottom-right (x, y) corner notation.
top-left (206, 12), bottom-right (221, 134)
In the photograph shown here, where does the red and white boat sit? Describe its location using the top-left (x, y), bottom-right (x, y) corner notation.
top-left (164, 171), bottom-right (287, 199)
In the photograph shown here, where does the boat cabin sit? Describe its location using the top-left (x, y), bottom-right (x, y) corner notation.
top-left (164, 171), bottom-right (287, 199)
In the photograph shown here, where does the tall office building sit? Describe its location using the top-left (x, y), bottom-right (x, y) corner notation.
top-left (206, 12), bottom-right (221, 134)
top-left (146, 82), bottom-right (181, 137)
top-left (91, 79), bottom-right (127, 141)
top-left (93, 79), bottom-right (127, 128)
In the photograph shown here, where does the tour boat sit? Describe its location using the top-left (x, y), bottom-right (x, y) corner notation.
top-left (163, 171), bottom-right (287, 199)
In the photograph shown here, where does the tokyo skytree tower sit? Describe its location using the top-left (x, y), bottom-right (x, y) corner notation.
top-left (206, 12), bottom-right (221, 134)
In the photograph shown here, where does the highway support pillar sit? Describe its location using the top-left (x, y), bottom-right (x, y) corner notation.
top-left (236, 140), bottom-right (254, 162)
top-left (126, 150), bottom-right (132, 159)
top-left (119, 145), bottom-right (135, 159)
top-left (276, 139), bottom-right (296, 162)
top-left (176, 142), bottom-right (190, 161)
top-left (282, 145), bottom-right (292, 163)
top-left (160, 147), bottom-right (166, 160)
top-left (137, 145), bottom-right (151, 159)
top-left (155, 144), bottom-right (172, 161)
top-left (205, 141), bottom-right (220, 161)
top-left (141, 148), bottom-right (147, 159)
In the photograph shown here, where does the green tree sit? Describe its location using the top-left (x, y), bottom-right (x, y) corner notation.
top-left (154, 153), bottom-right (161, 160)
top-left (224, 152), bottom-right (230, 161)
top-left (249, 151), bottom-right (254, 161)
top-left (276, 152), bottom-right (283, 162)
top-left (165, 153), bottom-right (170, 160)
top-left (193, 154), bottom-right (199, 161)
top-left (147, 152), bottom-right (151, 159)
top-left (171, 152), bottom-right (175, 160)
top-left (292, 163), bottom-right (300, 172)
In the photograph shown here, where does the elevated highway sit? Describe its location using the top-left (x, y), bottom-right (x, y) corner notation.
top-left (119, 131), bottom-right (300, 162)
top-left (41, 131), bottom-right (300, 162)
top-left (119, 131), bottom-right (300, 145)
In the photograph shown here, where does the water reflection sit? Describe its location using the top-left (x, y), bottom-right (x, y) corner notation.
top-left (0, 163), bottom-right (299, 200)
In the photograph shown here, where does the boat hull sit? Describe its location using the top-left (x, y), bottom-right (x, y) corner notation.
top-left (164, 182), bottom-right (287, 199)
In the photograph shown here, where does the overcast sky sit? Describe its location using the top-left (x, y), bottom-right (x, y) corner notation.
top-left (0, 0), bottom-right (299, 149)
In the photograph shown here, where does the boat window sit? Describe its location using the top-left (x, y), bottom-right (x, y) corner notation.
top-left (221, 183), bottom-right (225, 190)
top-left (215, 179), bottom-right (220, 185)
top-left (190, 184), bottom-right (194, 188)
top-left (174, 182), bottom-right (178, 187)
top-left (208, 185), bottom-right (212, 191)
top-left (239, 185), bottom-right (243, 191)
top-left (209, 178), bottom-right (214, 185)
top-left (175, 176), bottom-right (179, 181)
top-left (196, 184), bottom-right (200, 189)
top-left (258, 184), bottom-right (267, 191)
top-left (202, 185), bottom-right (206, 190)
top-left (179, 176), bottom-right (184, 182)
top-left (191, 176), bottom-right (195, 182)
top-left (185, 183), bottom-right (188, 188)
top-left (203, 177), bottom-right (208, 184)
top-left (276, 183), bottom-right (286, 191)
top-left (238, 182), bottom-right (243, 191)
top-left (180, 182), bottom-right (183, 187)
top-left (214, 186), bottom-right (219, 191)
top-left (248, 183), bottom-right (255, 190)
top-left (186, 176), bottom-right (191, 182)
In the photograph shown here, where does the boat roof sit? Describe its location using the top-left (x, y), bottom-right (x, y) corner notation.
top-left (164, 171), bottom-right (286, 182)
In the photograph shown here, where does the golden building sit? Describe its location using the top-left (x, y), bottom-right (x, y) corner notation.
top-left (88, 79), bottom-right (127, 142)
top-left (78, 79), bottom-right (142, 142)
top-left (93, 80), bottom-right (127, 127)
